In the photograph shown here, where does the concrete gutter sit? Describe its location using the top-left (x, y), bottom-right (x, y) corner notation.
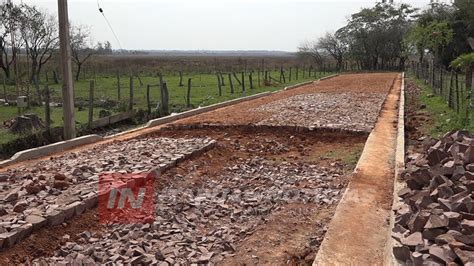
top-left (313, 73), bottom-right (402, 265)
top-left (384, 72), bottom-right (406, 265)
top-left (319, 74), bottom-right (339, 81)
top-left (145, 91), bottom-right (272, 128)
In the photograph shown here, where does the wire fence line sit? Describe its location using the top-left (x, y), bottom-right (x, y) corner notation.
top-left (407, 61), bottom-right (473, 126)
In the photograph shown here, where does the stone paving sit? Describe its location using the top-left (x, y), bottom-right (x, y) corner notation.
top-left (255, 92), bottom-right (387, 132)
top-left (32, 157), bottom-right (346, 265)
top-left (0, 137), bottom-right (215, 250)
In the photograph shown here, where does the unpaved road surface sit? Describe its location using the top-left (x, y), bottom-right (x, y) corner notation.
top-left (0, 73), bottom-right (399, 265)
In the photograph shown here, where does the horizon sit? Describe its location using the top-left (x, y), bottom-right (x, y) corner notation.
top-left (15, 0), bottom-right (431, 52)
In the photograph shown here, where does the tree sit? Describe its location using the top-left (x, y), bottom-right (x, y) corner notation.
top-left (0, 2), bottom-right (22, 80)
top-left (104, 41), bottom-right (112, 54)
top-left (297, 40), bottom-right (324, 68)
top-left (70, 25), bottom-right (96, 81)
top-left (406, 21), bottom-right (453, 64)
top-left (317, 32), bottom-right (347, 70)
top-left (337, 3), bottom-right (416, 70)
top-left (19, 4), bottom-right (58, 82)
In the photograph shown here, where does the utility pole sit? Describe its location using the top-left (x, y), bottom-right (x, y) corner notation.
top-left (58, 0), bottom-right (76, 139)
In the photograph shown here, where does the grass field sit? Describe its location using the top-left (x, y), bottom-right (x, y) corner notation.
top-left (0, 70), bottom-right (333, 145)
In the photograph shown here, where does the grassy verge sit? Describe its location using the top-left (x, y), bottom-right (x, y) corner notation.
top-left (408, 76), bottom-right (473, 137)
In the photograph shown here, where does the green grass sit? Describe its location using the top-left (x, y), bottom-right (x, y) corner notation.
top-left (408, 76), bottom-right (474, 137)
top-left (0, 71), bottom-right (334, 145)
top-left (323, 145), bottom-right (364, 167)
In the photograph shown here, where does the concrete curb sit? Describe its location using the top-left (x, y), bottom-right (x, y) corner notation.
top-left (313, 73), bottom-right (402, 265)
top-left (384, 72), bottom-right (406, 266)
top-left (319, 74), bottom-right (339, 81)
top-left (0, 135), bottom-right (104, 168)
top-left (145, 91), bottom-right (272, 128)
top-left (1, 76), bottom-right (325, 168)
top-left (283, 81), bottom-right (314, 91)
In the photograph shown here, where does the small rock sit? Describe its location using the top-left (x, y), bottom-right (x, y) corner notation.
top-left (13, 200), bottom-right (28, 213)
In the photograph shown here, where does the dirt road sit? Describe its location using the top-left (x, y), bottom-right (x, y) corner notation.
top-left (0, 73), bottom-right (400, 265)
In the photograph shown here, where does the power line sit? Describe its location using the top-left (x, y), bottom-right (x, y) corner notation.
top-left (96, 0), bottom-right (124, 51)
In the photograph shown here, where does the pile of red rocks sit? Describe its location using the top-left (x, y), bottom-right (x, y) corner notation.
top-left (392, 131), bottom-right (474, 265)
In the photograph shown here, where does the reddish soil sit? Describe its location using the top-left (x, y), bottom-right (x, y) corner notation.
top-left (0, 210), bottom-right (104, 264)
top-left (0, 126), bottom-right (366, 264)
top-left (0, 73), bottom-right (399, 265)
top-left (405, 79), bottom-right (434, 153)
top-left (175, 73), bottom-right (398, 126)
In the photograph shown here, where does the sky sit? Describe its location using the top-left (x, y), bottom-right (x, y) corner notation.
top-left (16, 0), bottom-right (433, 52)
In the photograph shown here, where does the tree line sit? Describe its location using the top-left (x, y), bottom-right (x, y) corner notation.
top-left (0, 2), bottom-right (112, 84)
top-left (299, 0), bottom-right (473, 76)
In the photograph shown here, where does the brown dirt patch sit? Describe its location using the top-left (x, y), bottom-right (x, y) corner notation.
top-left (0, 210), bottom-right (103, 264)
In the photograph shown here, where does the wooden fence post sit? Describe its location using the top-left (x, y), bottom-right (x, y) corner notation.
top-left (179, 71), bottom-right (184, 87)
top-left (448, 71), bottom-right (454, 109)
top-left (187, 78), bottom-right (192, 107)
top-left (289, 67), bottom-right (292, 82)
top-left (279, 66), bottom-right (283, 82)
top-left (117, 71), bottom-right (121, 100)
top-left (303, 65), bottom-right (306, 79)
top-left (455, 72), bottom-right (460, 113)
top-left (53, 70), bottom-right (59, 84)
top-left (228, 73), bottom-right (234, 94)
top-left (249, 73), bottom-right (253, 89)
top-left (129, 76), bottom-right (134, 111)
top-left (233, 72), bottom-right (242, 86)
top-left (147, 84), bottom-right (151, 115)
top-left (217, 73), bottom-right (222, 96)
top-left (33, 76), bottom-right (42, 105)
top-left (220, 72), bottom-right (225, 86)
top-left (296, 67), bottom-right (299, 80)
top-left (88, 80), bottom-right (94, 128)
top-left (257, 69), bottom-right (261, 87)
top-left (2, 76), bottom-right (7, 103)
top-left (241, 72), bottom-right (245, 94)
top-left (162, 82), bottom-right (169, 115)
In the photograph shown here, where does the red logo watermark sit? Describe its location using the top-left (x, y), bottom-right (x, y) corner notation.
top-left (98, 172), bottom-right (156, 224)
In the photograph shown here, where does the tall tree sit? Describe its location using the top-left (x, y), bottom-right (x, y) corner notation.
top-left (317, 32), bottom-right (347, 71)
top-left (70, 24), bottom-right (96, 81)
top-left (0, 2), bottom-right (22, 80)
top-left (297, 40), bottom-right (325, 68)
top-left (19, 4), bottom-right (58, 82)
top-left (337, 3), bottom-right (416, 70)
